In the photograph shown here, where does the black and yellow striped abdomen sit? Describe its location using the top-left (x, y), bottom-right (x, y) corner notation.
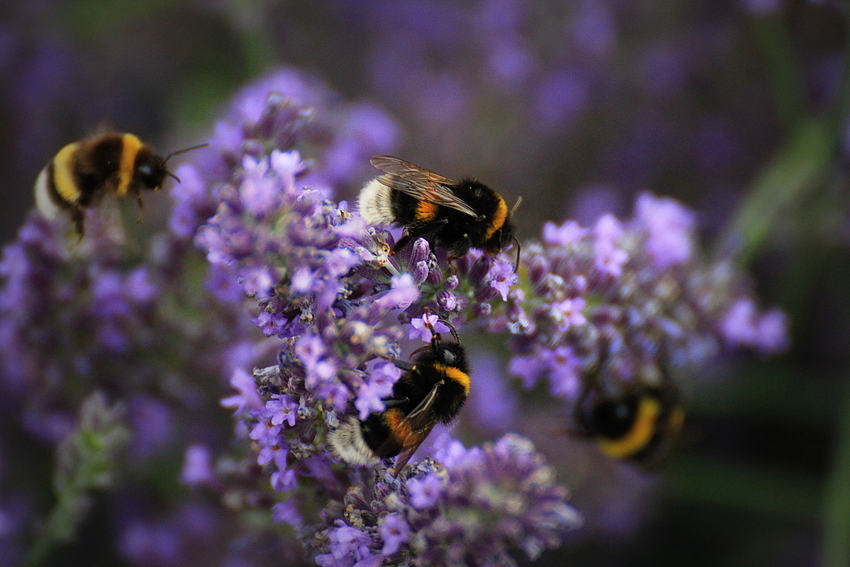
top-left (34, 132), bottom-right (168, 236)
top-left (575, 384), bottom-right (684, 466)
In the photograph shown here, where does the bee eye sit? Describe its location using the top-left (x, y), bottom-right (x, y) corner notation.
top-left (136, 160), bottom-right (165, 189)
top-left (441, 349), bottom-right (457, 365)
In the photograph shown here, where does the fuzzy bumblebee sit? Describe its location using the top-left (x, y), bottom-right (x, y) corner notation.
top-left (34, 132), bottom-right (204, 236)
top-left (358, 155), bottom-right (518, 261)
top-left (329, 326), bottom-right (470, 472)
top-left (572, 350), bottom-right (685, 466)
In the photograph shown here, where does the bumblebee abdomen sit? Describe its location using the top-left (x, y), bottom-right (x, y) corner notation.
top-left (34, 133), bottom-right (132, 220)
top-left (593, 392), bottom-right (684, 463)
top-left (361, 411), bottom-right (399, 457)
top-left (52, 142), bottom-right (86, 205)
top-left (389, 191), bottom-right (429, 225)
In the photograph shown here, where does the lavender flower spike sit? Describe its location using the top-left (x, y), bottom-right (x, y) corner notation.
top-left (313, 434), bottom-right (582, 567)
top-left (496, 191), bottom-right (789, 405)
top-left (177, 69), bottom-right (581, 565)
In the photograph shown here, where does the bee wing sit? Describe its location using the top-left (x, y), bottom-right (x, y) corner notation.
top-left (390, 424), bottom-right (434, 475)
top-left (403, 380), bottom-right (442, 426)
top-left (370, 155), bottom-right (480, 219)
top-left (387, 380), bottom-right (443, 475)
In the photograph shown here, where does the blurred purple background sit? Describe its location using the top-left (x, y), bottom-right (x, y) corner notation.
top-left (2, 1), bottom-right (848, 566)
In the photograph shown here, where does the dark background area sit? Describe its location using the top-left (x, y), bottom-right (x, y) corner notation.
top-left (2, 1), bottom-right (848, 566)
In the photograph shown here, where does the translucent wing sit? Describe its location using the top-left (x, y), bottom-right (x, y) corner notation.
top-left (387, 380), bottom-right (444, 475)
top-left (403, 380), bottom-right (443, 426)
top-left (390, 423), bottom-right (435, 475)
top-left (370, 155), bottom-right (480, 218)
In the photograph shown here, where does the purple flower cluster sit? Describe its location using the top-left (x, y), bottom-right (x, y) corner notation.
top-left (1, 59), bottom-right (794, 566)
top-left (500, 192), bottom-right (788, 400)
top-left (168, 68), bottom-right (582, 564)
top-left (313, 434), bottom-right (582, 567)
top-left (0, 210), bottom-right (253, 443)
top-left (0, 158), bottom-right (264, 565)
top-left (179, 69), bottom-right (519, 426)
top-left (168, 69), bottom-right (399, 246)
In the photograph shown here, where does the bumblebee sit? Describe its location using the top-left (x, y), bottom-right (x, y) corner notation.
top-left (33, 132), bottom-right (206, 236)
top-left (573, 357), bottom-right (684, 466)
top-left (358, 155), bottom-right (519, 262)
top-left (329, 324), bottom-right (470, 472)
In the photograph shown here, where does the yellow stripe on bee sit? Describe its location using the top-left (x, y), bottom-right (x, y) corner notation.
top-left (483, 195), bottom-right (508, 241)
top-left (598, 397), bottom-right (661, 459)
top-left (116, 133), bottom-right (143, 197)
top-left (52, 142), bottom-right (83, 204)
top-left (434, 364), bottom-right (470, 394)
top-left (416, 200), bottom-right (439, 222)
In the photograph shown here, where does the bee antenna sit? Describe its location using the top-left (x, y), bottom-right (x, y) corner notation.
top-left (511, 235), bottom-right (522, 273)
top-left (437, 318), bottom-right (460, 344)
top-left (163, 143), bottom-right (209, 163)
top-left (421, 309), bottom-right (461, 344)
top-left (166, 171), bottom-right (182, 183)
top-left (510, 195), bottom-right (523, 215)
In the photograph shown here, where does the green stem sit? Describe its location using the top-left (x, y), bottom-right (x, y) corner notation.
top-left (21, 393), bottom-right (128, 567)
top-left (717, 10), bottom-right (850, 265)
top-left (714, 117), bottom-right (836, 264)
top-left (750, 14), bottom-right (805, 129)
top-left (821, 382), bottom-right (850, 567)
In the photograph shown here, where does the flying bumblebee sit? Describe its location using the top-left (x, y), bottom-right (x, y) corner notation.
top-left (329, 323), bottom-right (470, 473)
top-left (572, 355), bottom-right (684, 466)
top-left (34, 132), bottom-right (206, 237)
top-left (358, 155), bottom-right (519, 264)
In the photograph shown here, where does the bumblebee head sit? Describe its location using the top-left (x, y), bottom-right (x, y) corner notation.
top-left (580, 393), bottom-right (641, 440)
top-left (135, 152), bottom-right (169, 191)
top-left (433, 341), bottom-right (467, 368)
top-left (136, 142), bottom-right (208, 191)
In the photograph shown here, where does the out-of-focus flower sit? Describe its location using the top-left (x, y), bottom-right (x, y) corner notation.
top-left (499, 194), bottom-right (788, 403)
top-left (177, 68), bottom-right (581, 565)
top-left (312, 435), bottom-right (582, 567)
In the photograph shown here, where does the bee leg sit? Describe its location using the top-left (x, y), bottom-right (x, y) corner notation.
top-left (391, 219), bottom-right (449, 253)
top-left (71, 207), bottom-right (86, 239)
top-left (392, 359), bottom-right (415, 372)
top-left (136, 196), bottom-right (145, 223)
top-left (391, 233), bottom-right (412, 254)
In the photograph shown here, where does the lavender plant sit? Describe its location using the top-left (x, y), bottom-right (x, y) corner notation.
top-left (499, 193), bottom-right (788, 403)
top-left (0, 69), bottom-right (400, 566)
top-left (179, 68), bottom-right (785, 564)
top-left (179, 72), bottom-right (582, 564)
top-left (0, 65), bottom-right (789, 566)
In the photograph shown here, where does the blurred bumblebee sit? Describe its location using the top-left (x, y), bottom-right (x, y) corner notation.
top-left (358, 155), bottom-right (520, 264)
top-left (572, 356), bottom-right (685, 466)
top-left (34, 132), bottom-right (206, 236)
top-left (329, 322), bottom-right (470, 472)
